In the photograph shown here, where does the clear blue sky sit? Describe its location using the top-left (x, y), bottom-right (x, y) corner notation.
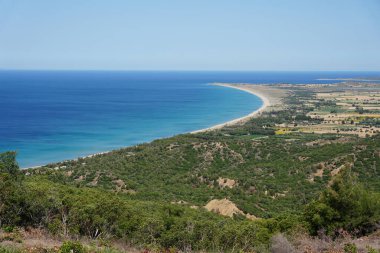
top-left (0, 0), bottom-right (379, 71)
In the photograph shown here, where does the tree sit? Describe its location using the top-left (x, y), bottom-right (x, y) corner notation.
top-left (0, 152), bottom-right (24, 227)
top-left (304, 168), bottom-right (380, 236)
top-left (0, 152), bottom-right (19, 176)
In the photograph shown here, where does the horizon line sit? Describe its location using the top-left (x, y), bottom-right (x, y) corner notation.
top-left (1, 69), bottom-right (380, 72)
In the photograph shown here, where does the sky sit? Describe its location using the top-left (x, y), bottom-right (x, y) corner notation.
top-left (0, 0), bottom-right (379, 71)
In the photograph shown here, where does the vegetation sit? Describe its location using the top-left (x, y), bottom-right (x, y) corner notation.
top-left (1, 83), bottom-right (380, 252)
top-left (305, 169), bottom-right (380, 236)
top-left (1, 155), bottom-right (284, 251)
top-left (59, 241), bottom-right (85, 253)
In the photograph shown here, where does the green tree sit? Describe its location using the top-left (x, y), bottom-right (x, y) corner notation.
top-left (0, 152), bottom-right (19, 176)
top-left (0, 152), bottom-right (25, 227)
top-left (304, 168), bottom-right (380, 236)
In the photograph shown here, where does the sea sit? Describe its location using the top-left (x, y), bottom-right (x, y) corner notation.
top-left (1, 71), bottom-right (379, 168)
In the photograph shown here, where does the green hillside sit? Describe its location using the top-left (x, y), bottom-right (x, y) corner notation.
top-left (1, 83), bottom-right (380, 252)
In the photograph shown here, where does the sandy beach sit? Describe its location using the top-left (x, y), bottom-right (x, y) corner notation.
top-left (191, 83), bottom-right (285, 133)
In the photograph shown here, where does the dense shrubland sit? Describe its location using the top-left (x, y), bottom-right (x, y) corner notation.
top-left (1, 152), bottom-right (292, 251)
top-left (1, 150), bottom-right (380, 252)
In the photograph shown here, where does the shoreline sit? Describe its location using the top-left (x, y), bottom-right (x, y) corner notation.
top-left (191, 83), bottom-right (278, 133)
top-left (23, 83), bottom-right (283, 169)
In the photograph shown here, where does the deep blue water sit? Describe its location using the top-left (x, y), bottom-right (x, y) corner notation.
top-left (1, 71), bottom-right (379, 167)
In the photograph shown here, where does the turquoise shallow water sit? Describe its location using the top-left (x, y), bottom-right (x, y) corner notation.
top-left (0, 71), bottom-right (262, 167)
top-left (1, 71), bottom-right (379, 167)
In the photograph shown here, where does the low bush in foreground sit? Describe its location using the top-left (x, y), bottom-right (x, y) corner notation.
top-left (304, 168), bottom-right (380, 237)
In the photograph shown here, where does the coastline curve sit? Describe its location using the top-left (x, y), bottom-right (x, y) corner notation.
top-left (191, 83), bottom-right (271, 133)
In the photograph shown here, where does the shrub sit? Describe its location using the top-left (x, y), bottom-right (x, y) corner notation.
top-left (48, 219), bottom-right (62, 235)
top-left (59, 241), bottom-right (85, 253)
top-left (3, 226), bottom-right (14, 233)
top-left (344, 243), bottom-right (357, 253)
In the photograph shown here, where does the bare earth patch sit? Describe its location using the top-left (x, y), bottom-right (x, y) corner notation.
top-left (204, 198), bottom-right (257, 220)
